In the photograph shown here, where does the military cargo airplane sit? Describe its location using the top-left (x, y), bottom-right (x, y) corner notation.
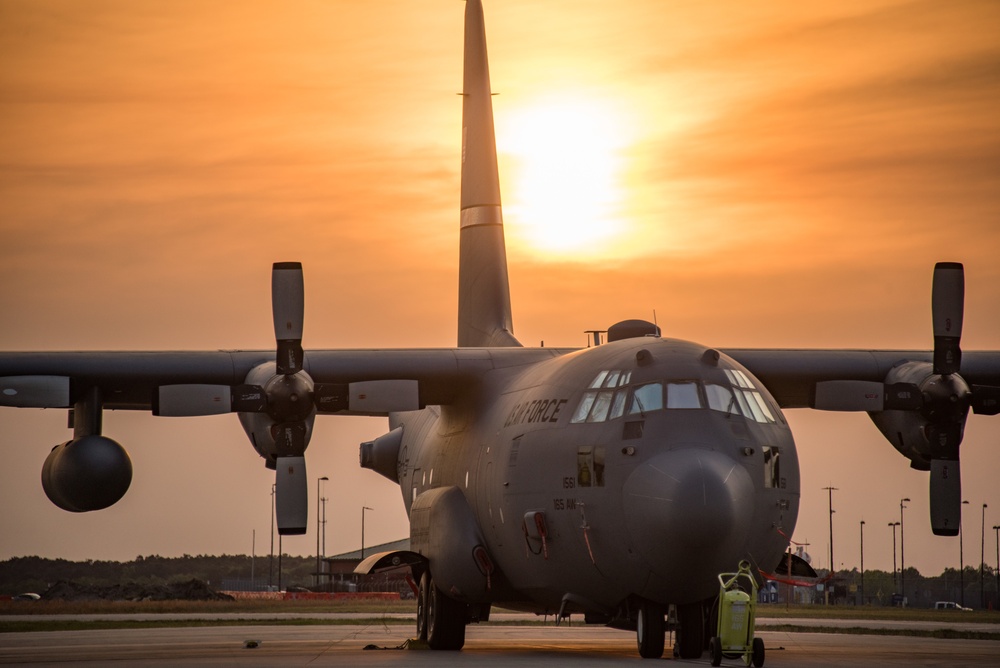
top-left (2, 0), bottom-right (999, 660)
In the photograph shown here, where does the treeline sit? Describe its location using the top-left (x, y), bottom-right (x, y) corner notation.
top-left (3, 556), bottom-right (997, 609)
top-left (806, 566), bottom-right (998, 610)
top-left (0, 554), bottom-right (315, 595)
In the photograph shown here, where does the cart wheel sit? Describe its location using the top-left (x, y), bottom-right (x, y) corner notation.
top-left (709, 636), bottom-right (722, 667)
top-left (752, 637), bottom-right (765, 667)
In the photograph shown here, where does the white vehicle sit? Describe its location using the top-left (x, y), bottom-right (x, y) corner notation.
top-left (935, 601), bottom-right (972, 611)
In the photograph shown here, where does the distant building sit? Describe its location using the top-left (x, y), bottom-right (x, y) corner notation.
top-left (321, 538), bottom-right (414, 596)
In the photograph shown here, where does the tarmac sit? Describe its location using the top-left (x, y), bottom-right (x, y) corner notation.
top-left (1, 617), bottom-right (998, 667)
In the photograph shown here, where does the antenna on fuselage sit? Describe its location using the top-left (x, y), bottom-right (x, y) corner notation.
top-left (584, 330), bottom-right (607, 347)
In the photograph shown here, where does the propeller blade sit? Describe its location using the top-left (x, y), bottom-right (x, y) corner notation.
top-left (971, 385), bottom-right (1000, 416)
top-left (272, 262), bottom-right (305, 375)
top-left (230, 384), bottom-right (267, 413)
top-left (812, 381), bottom-right (921, 412)
top-left (929, 458), bottom-right (961, 536)
top-left (156, 384), bottom-right (267, 416)
top-left (156, 384), bottom-right (232, 416)
top-left (273, 421), bottom-right (307, 456)
top-left (931, 262), bottom-right (964, 376)
top-left (313, 383), bottom-right (350, 413)
top-left (275, 455), bottom-right (308, 535)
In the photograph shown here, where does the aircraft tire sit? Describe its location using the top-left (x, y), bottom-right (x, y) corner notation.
top-left (636, 601), bottom-right (665, 659)
top-left (425, 575), bottom-right (466, 650)
top-left (676, 601), bottom-right (704, 659)
top-left (416, 572), bottom-right (429, 642)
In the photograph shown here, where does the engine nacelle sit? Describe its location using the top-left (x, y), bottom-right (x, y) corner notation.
top-left (360, 427), bottom-right (403, 483)
top-left (236, 361), bottom-right (316, 469)
top-left (868, 360), bottom-right (970, 470)
top-left (41, 435), bottom-right (133, 512)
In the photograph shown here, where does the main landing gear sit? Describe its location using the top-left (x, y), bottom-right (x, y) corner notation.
top-left (635, 598), bottom-right (703, 660)
top-left (636, 600), bottom-right (666, 658)
top-left (416, 572), bottom-right (466, 650)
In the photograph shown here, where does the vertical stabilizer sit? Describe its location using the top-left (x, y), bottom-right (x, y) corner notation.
top-left (458, 0), bottom-right (520, 348)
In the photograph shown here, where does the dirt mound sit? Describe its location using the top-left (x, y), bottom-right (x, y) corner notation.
top-left (42, 579), bottom-right (234, 602)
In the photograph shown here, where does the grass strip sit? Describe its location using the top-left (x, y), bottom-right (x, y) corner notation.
top-left (763, 624), bottom-right (1000, 641)
top-left (0, 617), bottom-right (416, 633)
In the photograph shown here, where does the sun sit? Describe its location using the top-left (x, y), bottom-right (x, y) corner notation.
top-left (497, 94), bottom-right (634, 260)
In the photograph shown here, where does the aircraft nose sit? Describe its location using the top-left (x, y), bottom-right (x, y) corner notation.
top-left (622, 448), bottom-right (754, 583)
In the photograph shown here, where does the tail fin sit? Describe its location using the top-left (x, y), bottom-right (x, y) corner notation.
top-left (457, 0), bottom-right (520, 348)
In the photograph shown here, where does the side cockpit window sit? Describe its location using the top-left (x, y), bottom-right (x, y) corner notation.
top-left (723, 368), bottom-right (778, 424)
top-left (572, 370), bottom-right (632, 423)
top-left (763, 445), bottom-right (782, 488)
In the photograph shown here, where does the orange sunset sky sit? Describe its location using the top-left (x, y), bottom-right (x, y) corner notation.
top-left (2, 0), bottom-right (999, 580)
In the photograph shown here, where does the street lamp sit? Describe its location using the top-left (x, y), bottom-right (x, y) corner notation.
top-left (316, 476), bottom-right (329, 588)
top-left (822, 486), bottom-right (838, 588)
top-left (960, 500), bottom-right (969, 607)
top-left (888, 521), bottom-right (900, 592)
top-left (321, 495), bottom-right (328, 571)
top-left (269, 483), bottom-right (276, 588)
top-left (993, 525), bottom-right (999, 611)
top-left (362, 506), bottom-right (374, 560)
top-left (859, 520), bottom-right (865, 606)
top-left (900, 498), bottom-right (910, 605)
top-left (982, 503), bottom-right (988, 609)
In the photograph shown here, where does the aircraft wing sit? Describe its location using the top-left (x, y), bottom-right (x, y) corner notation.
top-left (0, 347), bottom-right (566, 412)
top-left (727, 344), bottom-right (1000, 537)
top-left (724, 349), bottom-right (1000, 408)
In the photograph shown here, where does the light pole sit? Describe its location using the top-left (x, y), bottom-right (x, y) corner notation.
top-left (888, 521), bottom-right (899, 592)
top-left (859, 520), bottom-right (865, 606)
top-left (316, 476), bottom-right (329, 588)
top-left (322, 494), bottom-right (328, 568)
top-left (993, 525), bottom-right (999, 611)
top-left (269, 483), bottom-right (276, 588)
top-left (960, 500), bottom-right (969, 607)
top-left (982, 503), bottom-right (988, 609)
top-left (823, 488), bottom-right (838, 571)
top-left (362, 506), bottom-right (374, 560)
top-left (822, 486), bottom-right (837, 604)
top-left (900, 497), bottom-right (910, 605)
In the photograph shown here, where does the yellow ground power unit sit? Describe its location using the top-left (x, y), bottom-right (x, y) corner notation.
top-left (710, 560), bottom-right (765, 667)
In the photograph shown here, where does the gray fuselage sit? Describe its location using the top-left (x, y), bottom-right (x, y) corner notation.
top-left (391, 336), bottom-right (799, 612)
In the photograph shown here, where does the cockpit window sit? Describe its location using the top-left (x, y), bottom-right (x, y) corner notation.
top-left (705, 383), bottom-right (738, 414)
top-left (609, 390), bottom-right (628, 420)
top-left (571, 392), bottom-right (597, 422)
top-left (666, 381), bottom-right (702, 409)
top-left (724, 369), bottom-right (778, 424)
top-left (570, 366), bottom-right (780, 425)
top-left (628, 382), bottom-right (663, 415)
top-left (589, 370), bottom-right (609, 389)
top-left (587, 390), bottom-right (615, 422)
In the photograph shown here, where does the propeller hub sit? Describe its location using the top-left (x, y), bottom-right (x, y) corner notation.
top-left (919, 373), bottom-right (971, 424)
top-left (265, 373), bottom-right (315, 423)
